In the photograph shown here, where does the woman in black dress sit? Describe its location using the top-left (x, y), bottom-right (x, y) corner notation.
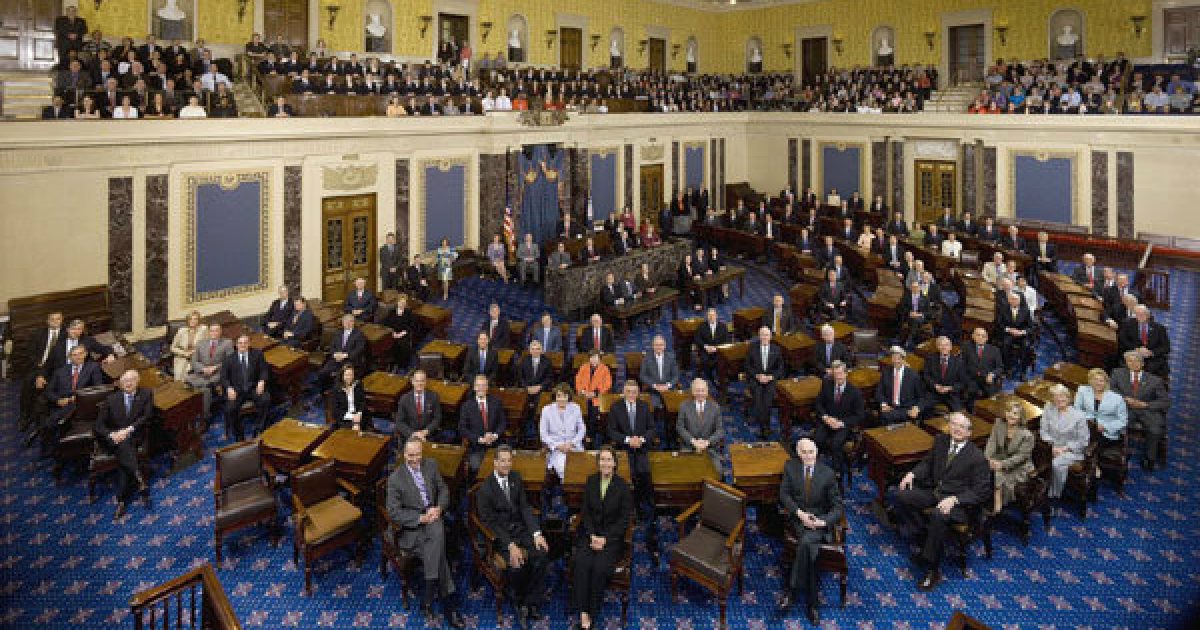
top-left (382, 293), bottom-right (418, 372)
top-left (330, 364), bottom-right (369, 431)
top-left (570, 445), bottom-right (632, 629)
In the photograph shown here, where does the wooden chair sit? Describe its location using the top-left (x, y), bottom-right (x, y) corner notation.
top-left (87, 421), bottom-right (153, 504)
top-left (50, 384), bottom-right (112, 480)
top-left (1063, 422), bottom-right (1102, 519)
top-left (566, 513), bottom-right (633, 627)
top-left (213, 441), bottom-right (278, 562)
top-left (623, 351), bottom-right (644, 384)
top-left (851, 329), bottom-right (881, 368)
top-left (919, 501), bottom-right (992, 576)
top-left (464, 481), bottom-right (535, 620)
top-left (376, 477), bottom-right (420, 606)
top-left (418, 353), bottom-right (445, 380)
top-left (988, 438), bottom-right (1052, 545)
top-left (290, 458), bottom-right (365, 594)
top-left (780, 514), bottom-right (850, 606)
top-left (668, 480), bottom-right (747, 629)
top-left (1095, 428), bottom-right (1130, 496)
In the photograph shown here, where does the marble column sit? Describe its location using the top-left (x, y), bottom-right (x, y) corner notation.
top-left (478, 154), bottom-right (507, 243)
top-left (574, 147), bottom-right (590, 220)
top-left (624, 144), bottom-right (634, 209)
top-left (1090, 151), bottom-right (1109, 236)
top-left (710, 138), bottom-right (718, 208)
top-left (891, 140), bottom-right (904, 214)
top-left (505, 152), bottom-right (521, 233)
top-left (961, 143), bottom-right (977, 215)
top-left (801, 138), bottom-right (812, 192)
top-left (1116, 152), bottom-right (1134, 239)
top-left (144, 174), bottom-right (168, 328)
top-left (283, 165), bottom-right (303, 292)
top-left (871, 141), bottom-right (887, 202)
top-left (108, 177), bottom-right (133, 333)
top-left (982, 147), bottom-right (997, 217)
top-left (719, 138), bottom-right (727, 210)
top-left (395, 159), bottom-right (410, 255)
top-left (671, 141), bottom-right (680, 195)
top-left (788, 138), bottom-right (798, 194)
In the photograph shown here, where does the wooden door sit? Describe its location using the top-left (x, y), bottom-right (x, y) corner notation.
top-left (0, 0), bottom-right (58, 71)
top-left (914, 160), bottom-right (956, 224)
top-left (1165, 8), bottom-right (1200, 58)
top-left (264, 0), bottom-right (307, 52)
top-left (439, 14), bottom-right (468, 53)
top-left (321, 194), bottom-right (377, 304)
top-left (801, 37), bottom-right (827, 85)
top-left (949, 25), bottom-right (984, 85)
top-left (639, 164), bottom-right (664, 225)
top-left (648, 38), bottom-right (666, 74)
top-left (559, 27), bottom-right (582, 71)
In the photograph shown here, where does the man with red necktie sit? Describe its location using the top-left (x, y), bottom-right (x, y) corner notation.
top-left (30, 345), bottom-right (104, 448)
top-left (576, 313), bottom-right (614, 353)
top-left (458, 375), bottom-right (506, 476)
top-left (961, 327), bottom-right (1004, 408)
top-left (920, 336), bottom-right (967, 412)
top-left (877, 347), bottom-right (924, 425)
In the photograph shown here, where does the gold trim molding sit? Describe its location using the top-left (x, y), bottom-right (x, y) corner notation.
top-left (416, 156), bottom-right (472, 253)
top-left (640, 144), bottom-right (665, 162)
top-left (1007, 149), bottom-right (1079, 223)
top-left (816, 141), bottom-right (867, 196)
top-left (321, 163), bottom-right (378, 191)
top-left (182, 169), bottom-right (272, 306)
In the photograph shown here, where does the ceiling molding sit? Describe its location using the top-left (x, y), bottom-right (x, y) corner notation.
top-left (650, 0), bottom-right (824, 13)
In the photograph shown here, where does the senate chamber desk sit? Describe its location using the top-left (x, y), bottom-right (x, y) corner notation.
top-left (476, 447), bottom-right (546, 507)
top-left (863, 422), bottom-right (934, 502)
top-left (544, 239), bottom-right (690, 316)
top-left (562, 450), bottom-right (632, 509)
top-left (647, 451), bottom-right (719, 511)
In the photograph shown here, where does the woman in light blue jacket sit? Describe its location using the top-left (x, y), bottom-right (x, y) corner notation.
top-left (1074, 368), bottom-right (1128, 444)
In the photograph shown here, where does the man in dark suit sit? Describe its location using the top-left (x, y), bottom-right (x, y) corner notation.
top-left (920, 336), bottom-right (967, 412)
top-left (458, 375), bottom-right (506, 475)
top-left (961, 327), bottom-right (1004, 406)
top-left (878, 347), bottom-right (924, 424)
top-left (95, 369), bottom-right (154, 518)
top-left (891, 413), bottom-right (991, 591)
top-left (32, 344), bottom-right (104, 447)
top-left (601, 272), bottom-right (627, 307)
top-left (1102, 272), bottom-right (1137, 320)
top-left (526, 313), bottom-right (562, 353)
top-left (777, 438), bottom-right (843, 625)
top-left (762, 293), bottom-right (795, 336)
top-left (380, 232), bottom-right (403, 290)
top-left (576, 314), bottom-right (614, 353)
top-left (976, 217), bottom-right (999, 242)
top-left (607, 380), bottom-right (657, 520)
top-left (815, 236), bottom-right (838, 270)
top-left (517, 339), bottom-right (554, 400)
top-left (886, 211), bottom-right (908, 236)
top-left (386, 439), bottom-right (465, 628)
top-left (897, 280), bottom-right (933, 348)
top-left (817, 268), bottom-right (850, 321)
top-left (463, 331), bottom-right (500, 382)
top-left (837, 218), bottom-right (857, 243)
top-left (1111, 351), bottom-right (1170, 471)
top-left (744, 327), bottom-right (787, 438)
top-left (40, 318), bottom-right (115, 385)
top-left (694, 308), bottom-right (729, 382)
top-left (394, 370), bottom-right (442, 442)
top-left (812, 363), bottom-right (865, 476)
top-left (262, 285), bottom-right (294, 338)
top-left (1118, 306), bottom-right (1170, 377)
top-left (613, 227), bottom-right (638, 254)
top-left (1027, 231), bottom-right (1058, 277)
top-left (923, 224), bottom-right (944, 248)
top-left (557, 213), bottom-right (583, 239)
top-left (638, 335), bottom-right (680, 412)
top-left (882, 235), bottom-right (905, 271)
top-left (475, 445), bottom-right (550, 629)
top-left (998, 225), bottom-right (1023, 252)
top-left (280, 297), bottom-right (316, 347)
top-left (42, 94), bottom-right (74, 119)
top-left (1070, 253), bottom-right (1102, 295)
top-left (319, 314), bottom-right (367, 388)
top-left (19, 311), bottom-right (64, 431)
top-left (405, 254), bottom-right (431, 300)
top-left (343, 276), bottom-right (377, 321)
top-left (810, 324), bottom-right (852, 375)
top-left (868, 195), bottom-right (888, 216)
top-left (220, 334), bottom-right (270, 441)
top-left (934, 208), bottom-right (956, 231)
top-left (480, 302), bottom-right (512, 349)
top-left (956, 212), bottom-right (976, 236)
top-left (995, 291), bottom-right (1034, 379)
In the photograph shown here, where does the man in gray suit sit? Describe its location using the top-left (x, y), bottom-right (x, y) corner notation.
top-left (547, 242), bottom-right (572, 269)
top-left (185, 323), bottom-right (233, 416)
top-left (379, 232), bottom-right (403, 290)
top-left (525, 313), bottom-right (562, 353)
top-left (1110, 351), bottom-right (1170, 471)
top-left (386, 439), bottom-right (465, 628)
top-left (638, 335), bottom-right (679, 411)
top-left (516, 233), bottom-right (541, 285)
top-left (677, 378), bottom-right (724, 474)
top-left (394, 370), bottom-right (442, 442)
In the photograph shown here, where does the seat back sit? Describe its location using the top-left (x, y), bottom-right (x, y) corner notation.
top-left (624, 352), bottom-right (644, 382)
top-left (291, 458), bottom-right (339, 509)
top-left (418, 353), bottom-right (444, 380)
top-left (75, 385), bottom-right (115, 422)
top-left (852, 329), bottom-right (881, 357)
top-left (959, 250), bottom-right (981, 268)
top-left (215, 441), bottom-right (262, 490)
top-left (698, 480), bottom-right (745, 537)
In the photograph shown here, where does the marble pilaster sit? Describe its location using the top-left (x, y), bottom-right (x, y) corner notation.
top-left (1090, 151), bottom-right (1108, 236)
top-left (624, 144), bottom-right (634, 209)
top-left (108, 177), bottom-right (133, 332)
top-left (671, 141), bottom-right (680, 195)
top-left (574, 147), bottom-right (590, 220)
top-left (283, 165), bottom-right (303, 292)
top-left (801, 138), bottom-right (811, 192)
top-left (478, 154), bottom-right (507, 243)
top-left (891, 140), bottom-right (904, 214)
top-left (395, 159), bottom-right (410, 255)
top-left (871, 141), bottom-right (886, 203)
top-left (982, 146), bottom-right (997, 217)
top-left (1117, 152), bottom-right (1134, 239)
top-left (788, 138), bottom-right (798, 195)
top-left (144, 174), bottom-right (168, 328)
top-left (961, 143), bottom-right (977, 215)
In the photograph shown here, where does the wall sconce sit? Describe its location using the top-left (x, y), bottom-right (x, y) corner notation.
top-left (418, 15), bottom-right (432, 38)
top-left (672, 44), bottom-right (681, 59)
top-left (545, 29), bottom-right (558, 48)
top-left (994, 24), bottom-right (1008, 46)
top-left (325, 4), bottom-right (340, 29)
top-left (480, 21), bottom-right (493, 42)
top-left (1130, 14), bottom-right (1147, 39)
top-left (782, 43), bottom-right (792, 59)
top-left (93, 0), bottom-right (104, 9)
top-left (590, 34), bottom-right (602, 50)
top-left (924, 30), bottom-right (936, 50)
top-left (236, 0), bottom-right (249, 23)
top-left (832, 37), bottom-right (844, 55)
top-left (638, 39), bottom-right (648, 55)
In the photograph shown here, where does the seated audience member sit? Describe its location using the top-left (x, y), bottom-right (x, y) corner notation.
top-left (330, 364), bottom-right (369, 431)
top-left (540, 384), bottom-right (586, 479)
top-left (112, 94), bottom-right (139, 118)
top-left (394, 369), bottom-right (441, 442)
top-left (907, 221), bottom-right (926, 243)
top-left (220, 334), bottom-right (269, 441)
top-left (581, 236), bottom-right (601, 263)
top-left (1027, 231), bottom-right (1058, 276)
top-left (923, 224), bottom-right (943, 248)
top-left (961, 327), bottom-right (1003, 405)
top-left (486, 233), bottom-right (510, 283)
top-left (878, 347), bottom-right (923, 425)
top-left (386, 439), bottom-right (465, 628)
top-left (999, 225), bottom-right (1024, 252)
top-left (185, 323), bottom-right (232, 415)
top-left (405, 254), bottom-right (431, 300)
top-left (34, 344), bottom-right (104, 447)
top-left (262, 285), bottom-right (293, 338)
top-left (463, 331), bottom-right (499, 382)
top-left (810, 324), bottom-right (852, 375)
top-left (816, 269), bottom-right (848, 322)
top-left (984, 401), bottom-right (1035, 515)
top-left (42, 93), bottom-right (74, 119)
top-left (891, 413), bottom-right (991, 591)
top-left (281, 296), bottom-right (315, 347)
top-left (75, 94), bottom-right (102, 118)
top-left (940, 232), bottom-right (962, 259)
top-left (1110, 351), bottom-right (1169, 471)
top-left (921, 336), bottom-right (967, 412)
top-left (639, 335), bottom-right (679, 410)
top-left (814, 236), bottom-right (838, 270)
top-left (694, 308), bottom-right (729, 382)
top-left (981, 252), bottom-right (1006, 288)
top-left (957, 212), bottom-right (976, 236)
top-left (343, 276), bottom-right (377, 320)
top-left (480, 302), bottom-right (512, 349)
top-left (459, 375), bottom-right (505, 475)
top-left (812, 361), bottom-right (864, 475)
top-left (575, 350), bottom-right (612, 429)
top-left (548, 241), bottom-right (572, 270)
top-left (634, 262), bottom-right (655, 296)
top-left (95, 369), bottom-right (154, 518)
top-left (762, 293), bottom-right (794, 336)
top-left (319, 314), bottom-right (366, 388)
top-left (1118, 305), bottom-right (1170, 376)
top-left (516, 233), bottom-right (540, 285)
top-left (837, 217), bottom-right (856, 243)
top-left (601, 272), bottom-right (627, 307)
top-left (577, 314), bottom-right (614, 353)
top-left (526, 313), bottom-right (563, 353)
top-left (1039, 384), bottom-right (1090, 501)
top-left (976, 216), bottom-right (999, 242)
top-left (995, 291), bottom-right (1034, 379)
top-left (677, 378), bottom-right (724, 473)
top-left (569, 446), bottom-right (632, 630)
top-left (886, 211), bottom-right (908, 236)
top-left (476, 444), bottom-right (551, 628)
top-left (897, 280), bottom-right (933, 348)
top-left (163, 311), bottom-right (207, 381)
top-left (777, 438), bottom-right (844, 625)
top-left (744, 327), bottom-right (786, 439)
top-left (1070, 253), bottom-right (1102, 295)
top-left (919, 271), bottom-right (942, 306)
top-left (267, 95), bottom-right (294, 117)
top-left (518, 339), bottom-right (554, 398)
top-left (177, 94), bottom-right (206, 118)
top-left (1074, 367), bottom-right (1128, 461)
top-left (383, 294), bottom-right (417, 370)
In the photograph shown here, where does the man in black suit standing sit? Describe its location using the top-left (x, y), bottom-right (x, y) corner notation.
top-left (934, 207), bottom-right (956, 232)
top-left (475, 445), bottom-right (550, 629)
top-left (1118, 305), bottom-right (1170, 377)
top-left (463, 331), bottom-right (500, 382)
top-left (220, 334), bottom-right (270, 441)
top-left (480, 302), bottom-right (512, 349)
top-left (744, 327), bottom-right (787, 438)
top-left (319, 314), bottom-right (367, 388)
top-left (920, 336), bottom-right (967, 412)
top-left (459, 375), bottom-right (506, 475)
top-left (891, 413), bottom-right (991, 591)
top-left (380, 232), bottom-right (403, 290)
top-left (343, 276), bottom-right (378, 321)
top-left (394, 370), bottom-right (442, 442)
top-left (262, 285), bottom-right (294, 338)
top-left (777, 438), bottom-right (843, 625)
top-left (19, 311), bottom-right (64, 432)
top-left (810, 324), bottom-right (852, 375)
top-left (607, 380), bottom-right (657, 521)
top-left (694, 308), bottom-right (729, 382)
top-left (896, 280), bottom-right (933, 349)
top-left (95, 369), bottom-right (154, 518)
top-left (815, 236), bottom-right (838, 270)
top-left (812, 362), bottom-right (864, 476)
top-left (961, 327), bottom-right (1004, 407)
top-left (878, 347), bottom-right (923, 425)
top-left (1027, 231), bottom-right (1058, 279)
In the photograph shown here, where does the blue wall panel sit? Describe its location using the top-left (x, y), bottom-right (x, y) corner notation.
top-left (685, 146), bottom-right (705, 189)
top-left (589, 153), bottom-right (617, 220)
top-left (424, 164), bottom-right (466, 250)
top-left (1014, 156), bottom-right (1073, 225)
top-left (822, 146), bottom-right (861, 197)
top-left (194, 180), bottom-right (263, 295)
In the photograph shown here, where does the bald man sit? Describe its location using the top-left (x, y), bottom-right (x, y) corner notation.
top-left (95, 370), bottom-right (153, 518)
top-left (777, 438), bottom-right (842, 624)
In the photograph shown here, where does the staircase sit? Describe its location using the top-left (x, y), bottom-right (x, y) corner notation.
top-left (0, 71), bottom-right (54, 119)
top-left (231, 80), bottom-right (265, 117)
top-left (925, 82), bottom-right (981, 113)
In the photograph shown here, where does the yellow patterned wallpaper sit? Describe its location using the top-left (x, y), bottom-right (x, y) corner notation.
top-left (73, 0), bottom-right (1153, 73)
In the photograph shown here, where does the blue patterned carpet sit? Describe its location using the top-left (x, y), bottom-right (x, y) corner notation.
top-left (2, 262), bottom-right (1198, 628)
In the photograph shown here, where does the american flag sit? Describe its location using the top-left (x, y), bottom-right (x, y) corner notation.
top-left (503, 206), bottom-right (515, 253)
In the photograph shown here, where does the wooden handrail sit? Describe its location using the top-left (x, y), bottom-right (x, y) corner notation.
top-left (130, 563), bottom-right (241, 630)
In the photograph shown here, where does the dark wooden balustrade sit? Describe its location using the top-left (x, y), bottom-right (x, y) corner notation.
top-left (130, 563), bottom-right (240, 630)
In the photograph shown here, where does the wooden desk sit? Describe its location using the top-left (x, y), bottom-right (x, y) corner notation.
top-left (137, 366), bottom-right (169, 389)
top-left (311, 428), bottom-right (392, 490)
top-left (691, 266), bottom-right (747, 305)
top-left (1075, 320), bottom-right (1116, 368)
top-left (362, 371), bottom-right (410, 416)
top-left (570, 352), bottom-right (619, 374)
top-left (492, 387), bottom-right (530, 442)
top-left (103, 354), bottom-right (153, 380)
top-left (412, 302), bottom-right (452, 338)
top-left (972, 394), bottom-right (1043, 430)
top-left (733, 308), bottom-right (765, 339)
top-left (962, 307), bottom-right (995, 336)
top-left (425, 379), bottom-right (469, 418)
top-left (152, 380), bottom-right (204, 465)
top-left (648, 451), bottom-right (719, 509)
top-left (247, 332), bottom-right (278, 352)
top-left (921, 413), bottom-right (992, 448)
top-left (827, 321), bottom-right (856, 344)
top-left (423, 442), bottom-right (466, 495)
top-left (848, 367), bottom-right (882, 406)
top-left (420, 340), bottom-right (467, 376)
top-left (262, 344), bottom-right (311, 410)
top-left (863, 423), bottom-right (934, 501)
top-left (606, 287), bottom-right (680, 332)
top-left (777, 332), bottom-right (816, 368)
top-left (659, 390), bottom-right (692, 418)
top-left (777, 377), bottom-right (822, 436)
top-left (360, 323), bottom-right (395, 364)
top-left (729, 442), bottom-right (790, 504)
top-left (715, 342), bottom-right (749, 386)
top-left (476, 448), bottom-right (547, 506)
top-left (670, 318), bottom-right (703, 369)
top-left (1043, 362), bottom-right (1089, 389)
top-left (563, 450), bottom-right (631, 509)
top-left (259, 418), bottom-right (333, 475)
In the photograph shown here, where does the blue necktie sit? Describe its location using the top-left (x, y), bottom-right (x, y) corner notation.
top-left (124, 393), bottom-right (132, 415)
top-left (410, 466), bottom-right (430, 507)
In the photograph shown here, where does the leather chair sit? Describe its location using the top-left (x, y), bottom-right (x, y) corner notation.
top-left (851, 329), bottom-right (881, 368)
top-left (988, 438), bottom-right (1052, 544)
top-left (668, 480), bottom-right (747, 629)
top-left (1095, 428), bottom-right (1129, 496)
top-left (465, 480), bottom-right (549, 620)
top-left (780, 513), bottom-right (850, 606)
top-left (958, 250), bottom-right (981, 270)
top-left (623, 352), bottom-right (644, 385)
top-left (566, 512), bottom-right (633, 626)
top-left (418, 353), bottom-right (445, 381)
top-left (87, 421), bottom-right (152, 504)
top-left (1063, 422), bottom-right (1102, 519)
top-left (377, 477), bottom-right (420, 606)
top-left (51, 384), bottom-right (112, 480)
top-left (290, 458), bottom-right (365, 594)
top-left (213, 440), bottom-right (278, 562)
top-left (921, 501), bottom-right (992, 575)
